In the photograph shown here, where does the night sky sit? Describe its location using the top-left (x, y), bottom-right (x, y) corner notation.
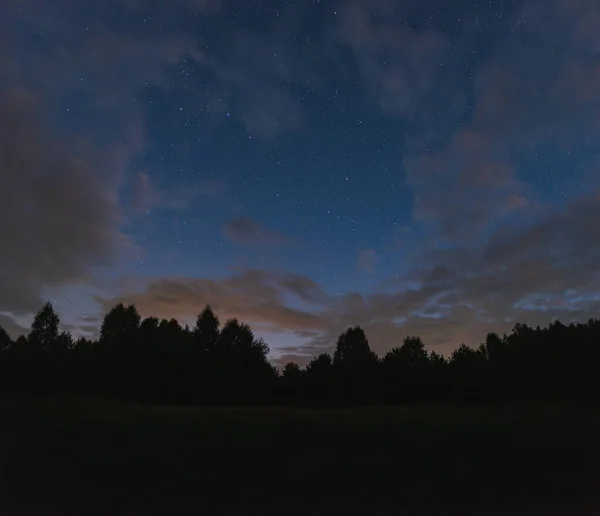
top-left (2, 0), bottom-right (600, 365)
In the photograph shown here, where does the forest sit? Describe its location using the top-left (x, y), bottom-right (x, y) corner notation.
top-left (1, 302), bottom-right (599, 407)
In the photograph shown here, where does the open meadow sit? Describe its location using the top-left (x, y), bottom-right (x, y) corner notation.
top-left (1, 401), bottom-right (600, 515)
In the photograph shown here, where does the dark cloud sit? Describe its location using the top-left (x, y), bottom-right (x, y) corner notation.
top-left (223, 217), bottom-right (292, 246)
top-left (0, 0), bottom-right (234, 328)
top-left (0, 313), bottom-right (28, 340)
top-left (0, 89), bottom-right (125, 316)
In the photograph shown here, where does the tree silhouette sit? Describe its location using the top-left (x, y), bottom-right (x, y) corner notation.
top-left (333, 327), bottom-right (379, 405)
top-left (100, 303), bottom-right (141, 344)
top-left (333, 326), bottom-right (374, 365)
top-left (28, 302), bottom-right (60, 352)
top-left (0, 300), bottom-right (599, 408)
top-left (382, 336), bottom-right (431, 404)
top-left (304, 353), bottom-right (333, 406)
top-left (399, 336), bottom-right (428, 367)
top-left (280, 362), bottom-right (303, 405)
top-left (194, 305), bottom-right (220, 352)
top-left (97, 303), bottom-right (141, 398)
top-left (429, 350), bottom-right (446, 367)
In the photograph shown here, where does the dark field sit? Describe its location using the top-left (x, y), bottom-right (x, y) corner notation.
top-left (1, 402), bottom-right (599, 515)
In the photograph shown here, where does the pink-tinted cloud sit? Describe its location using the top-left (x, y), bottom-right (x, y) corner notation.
top-left (98, 271), bottom-right (327, 334)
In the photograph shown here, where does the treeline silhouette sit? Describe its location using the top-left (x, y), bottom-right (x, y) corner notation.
top-left (1, 302), bottom-right (599, 407)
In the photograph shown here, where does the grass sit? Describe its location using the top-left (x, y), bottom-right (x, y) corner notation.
top-left (0, 400), bottom-right (599, 515)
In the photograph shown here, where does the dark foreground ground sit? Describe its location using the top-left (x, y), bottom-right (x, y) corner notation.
top-left (1, 401), bottom-right (599, 515)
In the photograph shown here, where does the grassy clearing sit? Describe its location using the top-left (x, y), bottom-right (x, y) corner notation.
top-left (0, 401), bottom-right (599, 515)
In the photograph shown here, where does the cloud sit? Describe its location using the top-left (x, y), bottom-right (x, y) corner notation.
top-left (3, 0), bottom-right (600, 364)
top-left (129, 173), bottom-right (225, 215)
top-left (223, 217), bottom-right (292, 246)
top-left (335, 0), bottom-right (468, 141)
top-left (130, 173), bottom-right (187, 214)
top-left (404, 130), bottom-right (528, 240)
top-left (97, 270), bottom-right (326, 334)
top-left (96, 183), bottom-right (600, 363)
top-left (472, 0), bottom-right (600, 147)
top-left (205, 23), bottom-right (315, 139)
top-left (2, 0), bottom-right (315, 144)
top-left (276, 274), bottom-right (328, 305)
top-left (0, 89), bottom-right (125, 316)
top-left (401, 189), bottom-right (600, 343)
top-left (0, 0), bottom-right (229, 327)
top-left (0, 0), bottom-right (307, 332)
top-left (0, 312), bottom-right (28, 340)
top-left (308, 189), bottom-right (600, 355)
top-left (2, 2), bottom-right (208, 121)
top-left (96, 264), bottom-right (494, 362)
top-left (401, 0), bottom-right (600, 241)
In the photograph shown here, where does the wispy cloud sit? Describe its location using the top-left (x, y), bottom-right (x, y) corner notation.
top-left (402, 0), bottom-right (600, 242)
top-left (223, 217), bottom-right (293, 246)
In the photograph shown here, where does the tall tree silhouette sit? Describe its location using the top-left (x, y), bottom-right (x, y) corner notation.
top-left (100, 303), bottom-right (141, 344)
top-left (398, 336), bottom-right (428, 367)
top-left (194, 305), bottom-right (220, 352)
top-left (98, 303), bottom-right (141, 398)
top-left (22, 302), bottom-right (66, 394)
top-left (186, 306), bottom-right (221, 403)
top-left (211, 318), bottom-right (274, 404)
top-left (28, 302), bottom-right (60, 352)
top-left (382, 336), bottom-right (430, 404)
top-left (333, 327), bottom-right (379, 405)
